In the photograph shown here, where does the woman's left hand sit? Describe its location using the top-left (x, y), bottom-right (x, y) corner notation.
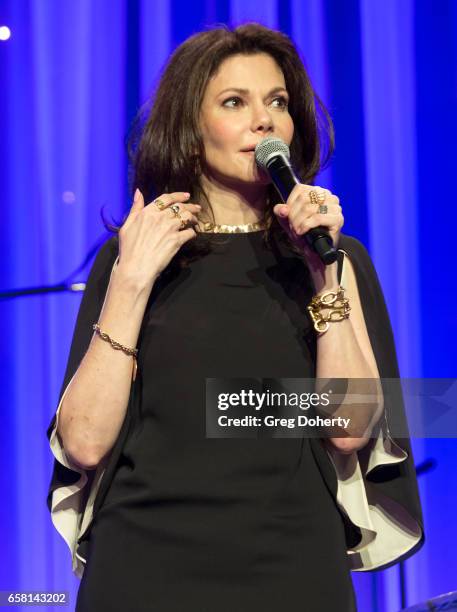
top-left (272, 184), bottom-right (344, 289)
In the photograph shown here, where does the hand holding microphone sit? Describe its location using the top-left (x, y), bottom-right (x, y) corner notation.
top-left (255, 137), bottom-right (342, 266)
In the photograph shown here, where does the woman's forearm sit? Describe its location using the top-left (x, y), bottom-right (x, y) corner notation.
top-left (315, 317), bottom-right (383, 449)
top-left (310, 261), bottom-right (384, 453)
top-left (57, 265), bottom-right (153, 470)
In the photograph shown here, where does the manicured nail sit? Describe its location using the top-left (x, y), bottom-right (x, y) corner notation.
top-left (133, 188), bottom-right (140, 203)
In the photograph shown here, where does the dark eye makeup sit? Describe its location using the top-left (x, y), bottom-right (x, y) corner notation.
top-left (222, 95), bottom-right (289, 109)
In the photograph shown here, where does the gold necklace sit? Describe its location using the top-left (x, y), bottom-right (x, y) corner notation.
top-left (198, 221), bottom-right (266, 233)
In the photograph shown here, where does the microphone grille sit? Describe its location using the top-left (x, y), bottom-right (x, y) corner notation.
top-left (255, 136), bottom-right (290, 169)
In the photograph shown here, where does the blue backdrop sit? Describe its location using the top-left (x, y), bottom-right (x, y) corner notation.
top-left (1, 1), bottom-right (456, 611)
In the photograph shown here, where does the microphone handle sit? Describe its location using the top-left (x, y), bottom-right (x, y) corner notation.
top-left (267, 157), bottom-right (338, 265)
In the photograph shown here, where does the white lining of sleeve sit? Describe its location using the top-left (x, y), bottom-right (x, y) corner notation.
top-left (325, 426), bottom-right (422, 571)
top-left (49, 254), bottom-right (120, 579)
top-left (324, 249), bottom-right (423, 571)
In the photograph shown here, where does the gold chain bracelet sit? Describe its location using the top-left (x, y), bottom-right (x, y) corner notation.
top-left (307, 286), bottom-right (351, 334)
top-left (92, 323), bottom-right (138, 381)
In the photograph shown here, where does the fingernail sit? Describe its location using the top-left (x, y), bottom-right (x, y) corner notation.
top-left (133, 188), bottom-right (140, 203)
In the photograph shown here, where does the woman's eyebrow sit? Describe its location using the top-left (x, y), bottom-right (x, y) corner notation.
top-left (217, 86), bottom-right (288, 96)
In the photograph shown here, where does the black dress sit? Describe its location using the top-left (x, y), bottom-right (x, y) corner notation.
top-left (46, 229), bottom-right (425, 611)
top-left (75, 230), bottom-right (357, 611)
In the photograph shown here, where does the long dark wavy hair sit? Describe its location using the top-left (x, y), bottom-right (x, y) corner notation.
top-left (103, 22), bottom-right (335, 270)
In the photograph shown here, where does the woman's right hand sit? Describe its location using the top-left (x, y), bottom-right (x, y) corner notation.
top-left (116, 189), bottom-right (201, 291)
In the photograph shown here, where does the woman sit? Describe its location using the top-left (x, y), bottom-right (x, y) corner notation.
top-left (46, 23), bottom-right (424, 612)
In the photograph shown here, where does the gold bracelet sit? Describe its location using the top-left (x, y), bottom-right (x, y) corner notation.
top-left (92, 323), bottom-right (138, 381)
top-left (307, 286), bottom-right (351, 334)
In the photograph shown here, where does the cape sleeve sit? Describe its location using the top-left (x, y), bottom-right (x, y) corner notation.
top-left (313, 234), bottom-right (425, 572)
top-left (46, 235), bottom-right (120, 579)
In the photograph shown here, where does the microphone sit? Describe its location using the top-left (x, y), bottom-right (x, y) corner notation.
top-left (255, 136), bottom-right (337, 265)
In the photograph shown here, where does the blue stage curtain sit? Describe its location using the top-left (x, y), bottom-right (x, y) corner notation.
top-left (1, 1), bottom-right (455, 610)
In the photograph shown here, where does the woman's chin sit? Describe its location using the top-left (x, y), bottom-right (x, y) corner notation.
top-left (243, 164), bottom-right (270, 185)
top-left (236, 174), bottom-right (270, 189)
top-left (203, 166), bottom-right (271, 190)
top-left (255, 170), bottom-right (271, 185)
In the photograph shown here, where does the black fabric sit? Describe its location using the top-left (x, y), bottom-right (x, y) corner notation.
top-left (46, 231), bottom-right (423, 611)
top-left (337, 234), bottom-right (425, 568)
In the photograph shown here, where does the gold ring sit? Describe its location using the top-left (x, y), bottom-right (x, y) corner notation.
top-left (153, 198), bottom-right (167, 210)
top-left (309, 188), bottom-right (326, 207)
top-left (315, 189), bottom-right (326, 203)
top-left (169, 204), bottom-right (180, 217)
top-left (309, 190), bottom-right (318, 207)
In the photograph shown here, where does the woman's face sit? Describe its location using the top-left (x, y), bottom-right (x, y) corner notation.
top-left (199, 53), bottom-right (294, 189)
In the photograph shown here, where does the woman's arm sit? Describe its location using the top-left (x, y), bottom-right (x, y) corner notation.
top-left (57, 267), bottom-right (152, 469)
top-left (310, 256), bottom-right (384, 454)
top-left (57, 190), bottom-right (200, 470)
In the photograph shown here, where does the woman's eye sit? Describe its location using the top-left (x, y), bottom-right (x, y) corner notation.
top-left (222, 97), bottom-right (243, 108)
top-left (222, 96), bottom-right (289, 109)
top-left (271, 96), bottom-right (289, 109)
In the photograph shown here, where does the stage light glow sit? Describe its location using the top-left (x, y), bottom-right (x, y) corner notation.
top-left (62, 191), bottom-right (76, 204)
top-left (0, 26), bottom-right (11, 41)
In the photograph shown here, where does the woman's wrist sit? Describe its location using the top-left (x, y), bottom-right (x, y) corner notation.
top-left (308, 261), bottom-right (339, 294)
top-left (112, 263), bottom-right (158, 299)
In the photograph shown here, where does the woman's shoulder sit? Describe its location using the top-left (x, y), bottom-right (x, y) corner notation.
top-left (337, 233), bottom-right (378, 279)
top-left (338, 233), bottom-right (369, 258)
top-left (81, 234), bottom-right (120, 299)
top-left (91, 234), bottom-right (120, 272)
top-left (98, 234), bottom-right (119, 259)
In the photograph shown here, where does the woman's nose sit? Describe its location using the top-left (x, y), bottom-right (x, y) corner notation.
top-left (250, 104), bottom-right (274, 133)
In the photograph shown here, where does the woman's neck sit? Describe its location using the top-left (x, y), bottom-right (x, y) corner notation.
top-left (198, 175), bottom-right (268, 226)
